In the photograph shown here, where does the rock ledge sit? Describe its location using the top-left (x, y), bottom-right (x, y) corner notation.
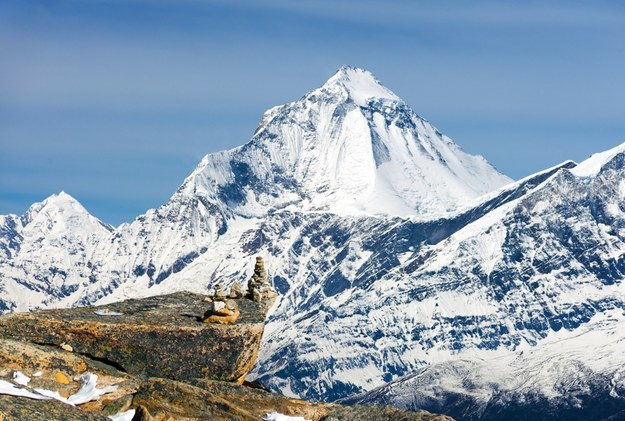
top-left (0, 291), bottom-right (453, 420)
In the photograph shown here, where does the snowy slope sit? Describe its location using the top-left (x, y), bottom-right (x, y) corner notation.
top-left (347, 311), bottom-right (625, 421)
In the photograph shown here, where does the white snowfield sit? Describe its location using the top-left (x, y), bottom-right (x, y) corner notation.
top-left (2, 66), bottom-right (625, 419)
top-left (263, 412), bottom-right (311, 421)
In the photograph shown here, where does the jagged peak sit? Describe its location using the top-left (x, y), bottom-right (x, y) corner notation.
top-left (183, 65), bottom-right (511, 219)
top-left (47, 190), bottom-right (78, 203)
top-left (320, 65), bottom-right (400, 106)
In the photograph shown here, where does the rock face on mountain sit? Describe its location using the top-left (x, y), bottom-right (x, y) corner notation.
top-left (334, 145), bottom-right (625, 420)
top-left (345, 311), bottom-right (625, 421)
top-left (0, 292), bottom-right (453, 421)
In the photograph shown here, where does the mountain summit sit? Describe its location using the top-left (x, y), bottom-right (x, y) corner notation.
top-left (322, 65), bottom-right (401, 106)
top-left (181, 66), bottom-right (512, 218)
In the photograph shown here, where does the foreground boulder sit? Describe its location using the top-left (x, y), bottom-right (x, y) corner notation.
top-left (0, 291), bottom-right (453, 420)
top-left (0, 292), bottom-right (265, 383)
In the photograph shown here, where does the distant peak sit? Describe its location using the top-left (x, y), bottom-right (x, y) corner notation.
top-left (570, 141), bottom-right (625, 177)
top-left (28, 191), bottom-right (89, 217)
top-left (322, 66), bottom-right (400, 106)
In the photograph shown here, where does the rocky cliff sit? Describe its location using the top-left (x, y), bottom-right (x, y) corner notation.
top-left (0, 291), bottom-right (452, 421)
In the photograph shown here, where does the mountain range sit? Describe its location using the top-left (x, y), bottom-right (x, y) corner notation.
top-left (2, 66), bottom-right (625, 420)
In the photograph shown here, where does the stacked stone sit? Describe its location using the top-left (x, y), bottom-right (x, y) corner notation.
top-left (212, 283), bottom-right (227, 301)
top-left (247, 256), bottom-right (277, 304)
top-left (202, 282), bottom-right (240, 324)
top-left (228, 281), bottom-right (245, 299)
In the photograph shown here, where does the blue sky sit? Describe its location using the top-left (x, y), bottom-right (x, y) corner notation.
top-left (2, 0), bottom-right (625, 226)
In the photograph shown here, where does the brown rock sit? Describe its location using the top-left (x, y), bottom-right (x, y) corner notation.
top-left (0, 339), bottom-right (134, 419)
top-left (0, 293), bottom-right (454, 421)
top-left (132, 377), bottom-right (454, 421)
top-left (102, 394), bottom-right (134, 416)
top-left (0, 292), bottom-right (267, 383)
top-left (201, 299), bottom-right (240, 324)
top-left (0, 338), bottom-right (134, 405)
top-left (0, 395), bottom-right (110, 421)
top-left (229, 281), bottom-right (245, 299)
top-left (201, 308), bottom-right (240, 324)
top-left (131, 405), bottom-right (154, 421)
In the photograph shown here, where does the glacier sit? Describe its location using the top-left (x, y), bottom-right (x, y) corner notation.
top-left (2, 66), bottom-right (625, 420)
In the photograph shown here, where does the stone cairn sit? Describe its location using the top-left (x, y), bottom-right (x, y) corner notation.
top-left (247, 256), bottom-right (277, 304)
top-left (201, 282), bottom-right (240, 324)
top-left (229, 281), bottom-right (245, 299)
top-left (201, 256), bottom-right (277, 324)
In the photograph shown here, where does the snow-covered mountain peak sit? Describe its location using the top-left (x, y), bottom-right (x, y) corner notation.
top-left (23, 191), bottom-right (78, 221)
top-left (21, 191), bottom-right (112, 235)
top-left (322, 66), bottom-right (400, 107)
top-left (570, 141), bottom-right (625, 177)
top-left (182, 67), bottom-right (512, 218)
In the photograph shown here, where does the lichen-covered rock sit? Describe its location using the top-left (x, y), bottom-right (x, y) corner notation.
top-left (0, 395), bottom-right (110, 420)
top-left (132, 377), bottom-right (454, 421)
top-left (0, 338), bottom-right (135, 406)
top-left (0, 339), bottom-right (135, 419)
top-left (0, 292), bottom-right (266, 383)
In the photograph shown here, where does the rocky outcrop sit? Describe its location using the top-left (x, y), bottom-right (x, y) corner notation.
top-left (0, 290), bottom-right (453, 420)
top-left (133, 377), bottom-right (453, 421)
top-left (0, 291), bottom-right (265, 383)
top-left (201, 298), bottom-right (241, 324)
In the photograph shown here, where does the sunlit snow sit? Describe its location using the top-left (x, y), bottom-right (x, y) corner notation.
top-left (263, 412), bottom-right (311, 421)
top-left (12, 371), bottom-right (31, 386)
